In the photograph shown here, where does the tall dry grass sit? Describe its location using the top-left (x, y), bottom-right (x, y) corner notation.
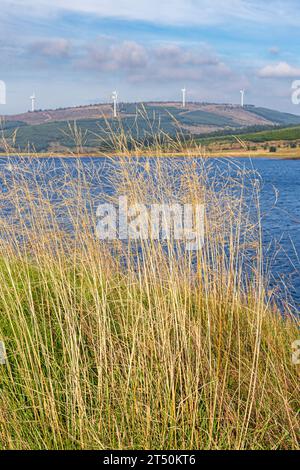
top-left (0, 121), bottom-right (299, 449)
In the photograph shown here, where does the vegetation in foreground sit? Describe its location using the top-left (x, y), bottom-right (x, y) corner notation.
top-left (0, 134), bottom-right (299, 450)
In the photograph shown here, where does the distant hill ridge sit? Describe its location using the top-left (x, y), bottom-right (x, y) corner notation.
top-left (1, 102), bottom-right (300, 152)
top-left (3, 102), bottom-right (300, 128)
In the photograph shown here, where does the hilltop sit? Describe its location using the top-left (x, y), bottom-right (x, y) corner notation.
top-left (4, 101), bottom-right (300, 128)
top-left (1, 102), bottom-right (300, 153)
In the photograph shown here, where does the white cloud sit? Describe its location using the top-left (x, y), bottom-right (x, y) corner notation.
top-left (82, 40), bottom-right (147, 72)
top-left (4, 0), bottom-right (300, 26)
top-left (76, 39), bottom-right (232, 82)
top-left (154, 44), bottom-right (219, 66)
top-left (258, 62), bottom-right (300, 78)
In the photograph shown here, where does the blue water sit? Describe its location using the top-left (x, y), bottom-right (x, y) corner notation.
top-left (235, 158), bottom-right (300, 311)
top-left (0, 156), bottom-right (299, 312)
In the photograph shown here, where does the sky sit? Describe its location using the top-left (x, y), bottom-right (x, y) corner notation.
top-left (1, 0), bottom-right (300, 114)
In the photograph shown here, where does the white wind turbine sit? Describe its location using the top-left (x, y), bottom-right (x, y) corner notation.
top-left (240, 89), bottom-right (245, 107)
top-left (30, 92), bottom-right (36, 112)
top-left (112, 91), bottom-right (118, 118)
top-left (181, 87), bottom-right (186, 108)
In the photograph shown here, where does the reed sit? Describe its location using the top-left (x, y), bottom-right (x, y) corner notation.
top-left (0, 122), bottom-right (299, 450)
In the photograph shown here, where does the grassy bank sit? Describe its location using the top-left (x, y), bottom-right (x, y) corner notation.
top-left (1, 149), bottom-right (300, 159)
top-left (0, 144), bottom-right (299, 450)
top-left (0, 250), bottom-right (299, 449)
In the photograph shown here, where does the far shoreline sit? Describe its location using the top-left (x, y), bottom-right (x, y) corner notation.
top-left (0, 148), bottom-right (300, 160)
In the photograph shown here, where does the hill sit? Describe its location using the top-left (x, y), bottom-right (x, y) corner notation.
top-left (1, 102), bottom-right (300, 153)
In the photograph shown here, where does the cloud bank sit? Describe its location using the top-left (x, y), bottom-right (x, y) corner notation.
top-left (258, 62), bottom-right (300, 78)
top-left (76, 39), bottom-right (231, 83)
top-left (3, 0), bottom-right (300, 26)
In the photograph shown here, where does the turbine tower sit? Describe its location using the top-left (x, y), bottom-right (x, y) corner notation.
top-left (30, 92), bottom-right (36, 112)
top-left (181, 87), bottom-right (186, 108)
top-left (112, 91), bottom-right (118, 118)
top-left (240, 89), bottom-right (245, 107)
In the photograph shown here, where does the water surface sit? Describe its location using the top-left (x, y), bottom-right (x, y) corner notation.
top-left (0, 156), bottom-right (299, 312)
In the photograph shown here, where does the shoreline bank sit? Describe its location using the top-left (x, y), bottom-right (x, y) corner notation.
top-left (1, 149), bottom-right (300, 159)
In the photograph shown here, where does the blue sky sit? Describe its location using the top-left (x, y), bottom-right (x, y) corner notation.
top-left (1, 0), bottom-right (300, 114)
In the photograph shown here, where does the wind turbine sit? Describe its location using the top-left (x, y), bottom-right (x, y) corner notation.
top-left (112, 91), bottom-right (118, 118)
top-left (30, 92), bottom-right (36, 112)
top-left (181, 87), bottom-right (186, 108)
top-left (240, 89), bottom-right (245, 107)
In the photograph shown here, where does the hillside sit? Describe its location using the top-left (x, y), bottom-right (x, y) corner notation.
top-left (1, 102), bottom-right (300, 153)
top-left (199, 125), bottom-right (300, 144)
top-left (194, 124), bottom-right (300, 159)
top-left (3, 101), bottom-right (294, 128)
